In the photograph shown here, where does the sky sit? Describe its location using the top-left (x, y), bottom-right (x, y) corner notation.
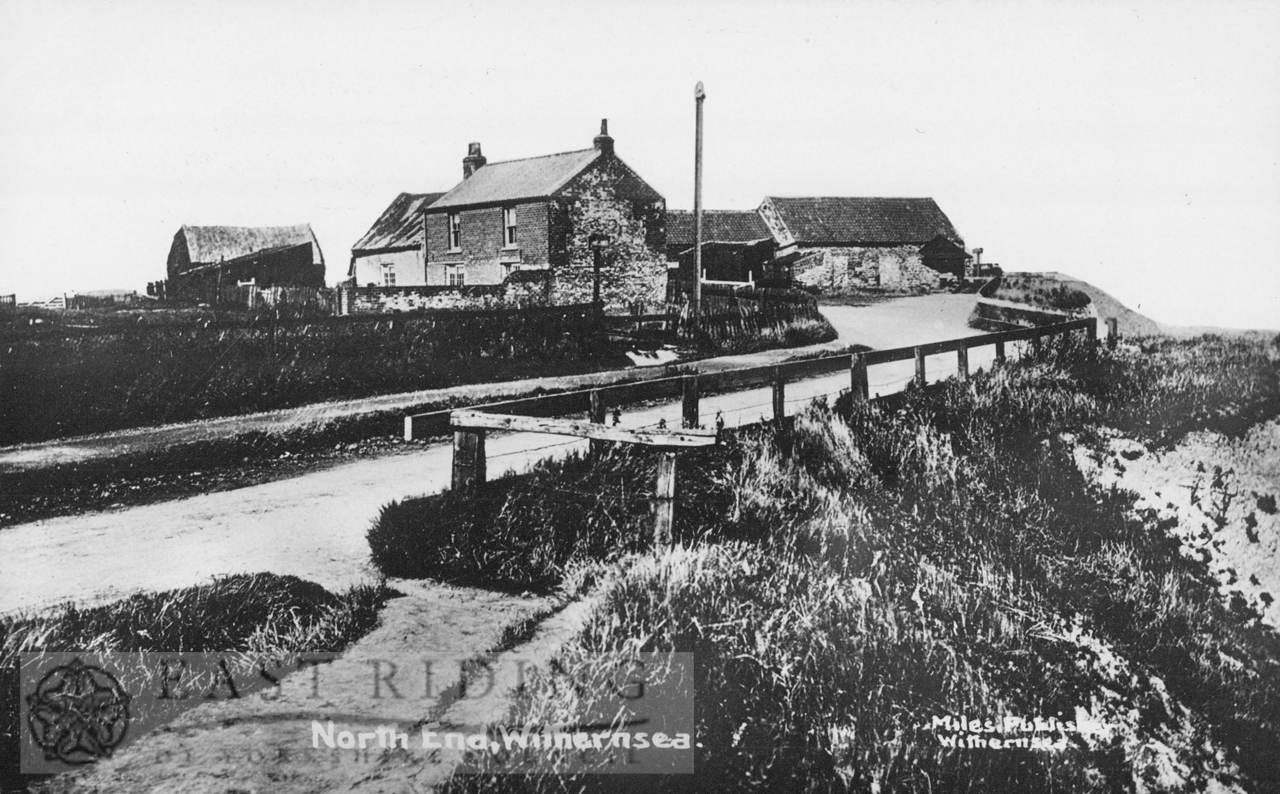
top-left (1, 0), bottom-right (1277, 330)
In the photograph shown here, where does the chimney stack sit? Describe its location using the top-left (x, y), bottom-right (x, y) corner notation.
top-left (593, 119), bottom-right (614, 156)
top-left (463, 142), bottom-right (486, 179)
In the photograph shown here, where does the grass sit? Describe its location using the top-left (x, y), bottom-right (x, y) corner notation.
top-left (0, 573), bottom-right (394, 793)
top-left (370, 332), bottom-right (1280, 792)
top-left (990, 274), bottom-right (1092, 313)
top-left (0, 306), bottom-right (628, 446)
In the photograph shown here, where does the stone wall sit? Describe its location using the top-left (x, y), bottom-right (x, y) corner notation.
top-left (792, 245), bottom-right (941, 293)
top-left (341, 285), bottom-right (506, 314)
top-left (552, 158), bottom-right (668, 312)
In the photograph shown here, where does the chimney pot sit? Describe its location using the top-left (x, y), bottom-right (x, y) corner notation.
top-left (463, 142), bottom-right (487, 179)
top-left (593, 119), bottom-right (614, 155)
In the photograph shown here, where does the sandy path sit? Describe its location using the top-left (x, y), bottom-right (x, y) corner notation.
top-left (1, 295), bottom-right (1011, 615)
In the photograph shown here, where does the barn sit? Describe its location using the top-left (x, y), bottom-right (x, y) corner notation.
top-left (166, 224), bottom-right (325, 298)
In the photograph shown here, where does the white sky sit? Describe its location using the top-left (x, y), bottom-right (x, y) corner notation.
top-left (1, 0), bottom-right (1277, 329)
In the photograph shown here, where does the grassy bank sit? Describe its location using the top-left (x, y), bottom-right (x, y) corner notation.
top-left (370, 333), bottom-right (1280, 791)
top-left (1, 306), bottom-right (629, 446)
top-left (0, 573), bottom-right (393, 793)
top-left (988, 273), bottom-right (1092, 312)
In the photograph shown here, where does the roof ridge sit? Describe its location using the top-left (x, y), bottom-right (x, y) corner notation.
top-left (479, 147), bottom-right (597, 167)
top-left (766, 196), bottom-right (937, 201)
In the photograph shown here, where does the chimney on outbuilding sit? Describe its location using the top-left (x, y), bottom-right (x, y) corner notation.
top-left (463, 142), bottom-right (486, 179)
top-left (593, 119), bottom-right (614, 156)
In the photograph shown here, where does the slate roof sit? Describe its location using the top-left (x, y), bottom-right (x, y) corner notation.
top-left (764, 197), bottom-right (961, 246)
top-left (427, 149), bottom-right (602, 210)
top-left (352, 192), bottom-right (446, 253)
top-left (179, 224), bottom-right (323, 266)
top-left (667, 210), bottom-right (772, 248)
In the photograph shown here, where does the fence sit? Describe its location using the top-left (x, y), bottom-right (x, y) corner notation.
top-left (408, 317), bottom-right (1098, 441)
top-left (435, 316), bottom-right (1101, 542)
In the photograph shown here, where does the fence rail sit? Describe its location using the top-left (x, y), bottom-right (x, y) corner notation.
top-left (406, 317), bottom-right (1099, 440)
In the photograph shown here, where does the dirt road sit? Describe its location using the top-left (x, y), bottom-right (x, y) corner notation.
top-left (1, 295), bottom-right (1006, 615)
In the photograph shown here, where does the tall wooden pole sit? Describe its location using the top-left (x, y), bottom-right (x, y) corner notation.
top-left (693, 81), bottom-right (705, 325)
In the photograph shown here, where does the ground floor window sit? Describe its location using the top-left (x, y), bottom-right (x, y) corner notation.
top-left (447, 265), bottom-right (465, 286)
top-left (381, 264), bottom-right (396, 287)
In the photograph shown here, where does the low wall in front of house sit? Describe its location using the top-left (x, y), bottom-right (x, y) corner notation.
top-left (793, 246), bottom-right (942, 293)
top-left (338, 271), bottom-right (562, 314)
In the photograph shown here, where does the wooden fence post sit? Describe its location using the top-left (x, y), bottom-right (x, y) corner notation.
top-left (914, 346), bottom-right (926, 388)
top-left (995, 340), bottom-right (1006, 365)
top-left (682, 374), bottom-right (699, 429)
top-left (589, 389), bottom-right (606, 455)
top-left (772, 366), bottom-right (786, 421)
top-left (1106, 318), bottom-right (1118, 350)
top-left (850, 352), bottom-right (868, 403)
top-left (957, 344), bottom-right (969, 383)
top-left (1089, 317), bottom-right (1099, 343)
top-left (1031, 334), bottom-right (1042, 357)
top-left (452, 429), bottom-right (486, 492)
top-left (654, 451), bottom-right (677, 545)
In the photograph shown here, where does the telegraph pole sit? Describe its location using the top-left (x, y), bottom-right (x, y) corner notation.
top-left (693, 81), bottom-right (705, 324)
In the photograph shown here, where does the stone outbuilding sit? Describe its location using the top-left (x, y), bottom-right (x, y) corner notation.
top-left (421, 121), bottom-right (668, 311)
top-left (348, 192), bottom-right (445, 287)
top-left (756, 196), bottom-right (966, 292)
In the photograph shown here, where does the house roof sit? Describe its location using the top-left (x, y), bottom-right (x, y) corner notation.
top-left (179, 224), bottom-right (323, 266)
top-left (667, 210), bottom-right (772, 248)
top-left (763, 197), bottom-right (961, 246)
top-left (352, 192), bottom-right (446, 253)
top-left (427, 148), bottom-right (602, 210)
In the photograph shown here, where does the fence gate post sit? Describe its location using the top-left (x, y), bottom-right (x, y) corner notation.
top-left (682, 374), bottom-right (700, 429)
top-left (850, 352), bottom-right (868, 403)
top-left (995, 340), bottom-right (1006, 365)
top-left (956, 344), bottom-right (969, 383)
top-left (654, 451), bottom-right (677, 545)
top-left (452, 429), bottom-right (486, 492)
top-left (914, 347), bottom-right (926, 388)
top-left (1106, 318), bottom-right (1118, 350)
top-left (772, 366), bottom-right (786, 421)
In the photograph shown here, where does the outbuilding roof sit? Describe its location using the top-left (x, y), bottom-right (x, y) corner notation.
top-left (762, 197), bottom-right (961, 246)
top-left (666, 210), bottom-right (772, 249)
top-left (178, 224), bottom-right (324, 266)
top-left (427, 149), bottom-right (602, 210)
top-left (352, 192), bottom-right (446, 253)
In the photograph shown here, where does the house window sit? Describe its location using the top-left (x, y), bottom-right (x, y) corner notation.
top-left (446, 264), bottom-right (465, 287)
top-left (448, 213), bottom-right (461, 251)
top-left (503, 207), bottom-right (518, 247)
top-left (381, 264), bottom-right (395, 287)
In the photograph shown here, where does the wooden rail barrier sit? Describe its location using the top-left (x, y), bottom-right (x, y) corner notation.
top-left (406, 317), bottom-right (1097, 441)
top-left (439, 316), bottom-right (1097, 543)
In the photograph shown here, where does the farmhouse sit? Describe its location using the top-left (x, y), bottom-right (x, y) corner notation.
top-left (421, 120), bottom-right (668, 311)
top-left (167, 224), bottom-right (325, 298)
top-left (756, 196), bottom-right (968, 292)
top-left (349, 192), bottom-right (446, 287)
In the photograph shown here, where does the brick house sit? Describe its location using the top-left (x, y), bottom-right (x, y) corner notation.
top-left (421, 121), bottom-right (668, 311)
top-left (756, 197), bottom-right (968, 292)
top-left (166, 224), bottom-right (325, 298)
top-left (348, 192), bottom-right (445, 287)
